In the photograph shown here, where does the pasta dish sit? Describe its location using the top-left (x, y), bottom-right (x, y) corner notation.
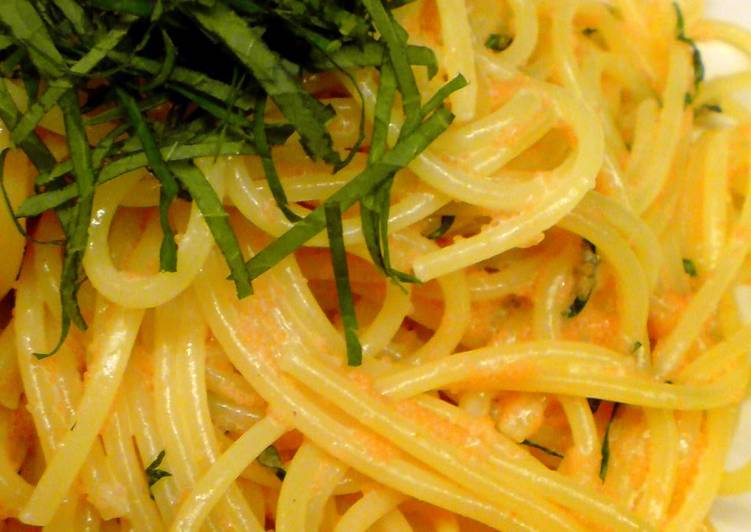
top-left (0, 0), bottom-right (749, 530)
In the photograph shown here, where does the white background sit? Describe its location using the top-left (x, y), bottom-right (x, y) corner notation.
top-left (704, 2), bottom-right (751, 530)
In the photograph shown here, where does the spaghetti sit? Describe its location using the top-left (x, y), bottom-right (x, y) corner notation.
top-left (0, 0), bottom-right (750, 530)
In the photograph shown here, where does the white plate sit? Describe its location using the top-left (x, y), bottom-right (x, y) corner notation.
top-left (705, 2), bottom-right (751, 530)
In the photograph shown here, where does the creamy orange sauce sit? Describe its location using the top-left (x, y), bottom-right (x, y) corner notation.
top-left (394, 398), bottom-right (497, 461)
top-left (649, 290), bottom-right (692, 343)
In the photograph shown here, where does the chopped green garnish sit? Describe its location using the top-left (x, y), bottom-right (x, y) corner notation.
top-left (360, 63), bottom-right (403, 284)
top-left (485, 33), bottom-right (513, 52)
top-left (84, 94), bottom-right (168, 127)
top-left (587, 398), bottom-right (602, 413)
top-left (682, 258), bottom-right (698, 277)
top-left (420, 74), bottom-right (469, 120)
top-left (254, 93), bottom-right (300, 223)
top-left (0, 71), bottom-right (56, 174)
top-left (0, 148), bottom-right (58, 246)
top-left (426, 215), bottom-right (455, 240)
top-left (171, 162), bottom-right (252, 299)
top-left (35, 90), bottom-right (96, 359)
top-left (325, 202), bottom-right (362, 367)
top-left (51, 0), bottom-right (91, 35)
top-left (310, 43), bottom-right (438, 78)
top-left (246, 106), bottom-right (457, 282)
top-left (21, 137), bottom-right (273, 213)
top-left (674, 2), bottom-right (704, 98)
top-left (115, 87), bottom-right (179, 272)
top-left (143, 29), bottom-right (176, 90)
top-left (696, 103), bottom-right (722, 114)
top-left (565, 240), bottom-right (600, 318)
top-left (370, 64), bottom-right (398, 166)
top-left (0, 149), bottom-right (25, 238)
top-left (2, 0), bottom-right (465, 363)
top-left (257, 445), bottom-right (286, 481)
top-left (191, 2), bottom-right (341, 166)
top-left (12, 25), bottom-right (130, 148)
top-left (582, 27), bottom-right (598, 36)
top-left (567, 296), bottom-right (589, 318)
top-left (521, 439), bottom-right (564, 459)
top-left (363, 0), bottom-right (422, 134)
top-left (145, 450), bottom-right (172, 497)
top-left (600, 404), bottom-right (620, 481)
top-left (0, 0), bottom-right (66, 78)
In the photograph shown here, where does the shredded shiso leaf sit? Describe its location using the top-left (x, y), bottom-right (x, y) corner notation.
top-left (0, 0), bottom-right (465, 363)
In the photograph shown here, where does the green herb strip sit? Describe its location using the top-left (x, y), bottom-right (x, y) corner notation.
top-left (142, 28), bottom-right (176, 90)
top-left (144, 449), bottom-right (172, 497)
top-left (420, 74), bottom-right (468, 120)
top-left (600, 404), bottom-right (620, 481)
top-left (106, 50), bottom-right (256, 111)
top-left (17, 138), bottom-right (262, 218)
top-left (191, 2), bottom-right (340, 165)
top-left (587, 398), bottom-right (602, 414)
top-left (257, 445), bottom-right (286, 481)
top-left (696, 103), bottom-right (722, 114)
top-left (36, 89), bottom-right (96, 359)
top-left (51, 0), bottom-right (91, 35)
top-left (565, 240), bottom-right (600, 318)
top-left (682, 258), bottom-right (698, 277)
top-left (0, 0), bottom-right (66, 78)
top-left (362, 0), bottom-right (421, 135)
top-left (116, 87), bottom-right (179, 272)
top-left (1, 0), bottom-right (468, 366)
top-left (12, 79), bottom-right (73, 147)
top-left (246, 106), bottom-right (455, 282)
top-left (0, 79), bottom-right (56, 172)
top-left (12, 25), bottom-right (131, 148)
top-left (309, 43), bottom-right (438, 79)
top-left (0, 148), bottom-right (60, 245)
top-left (169, 84), bottom-right (254, 134)
top-left (426, 215), bottom-right (455, 240)
top-left (325, 202), bottom-right (362, 366)
top-left (84, 94), bottom-right (167, 127)
top-left (0, 36), bottom-right (13, 52)
top-left (673, 2), bottom-right (704, 100)
top-left (370, 64), bottom-right (397, 165)
top-left (254, 93), bottom-right (300, 223)
top-left (485, 33), bottom-right (513, 52)
top-left (0, 149), bottom-right (25, 237)
top-left (361, 63), bottom-right (397, 278)
top-left (521, 439), bottom-right (564, 459)
top-left (170, 161), bottom-right (251, 298)
top-left (315, 51), bottom-right (366, 173)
